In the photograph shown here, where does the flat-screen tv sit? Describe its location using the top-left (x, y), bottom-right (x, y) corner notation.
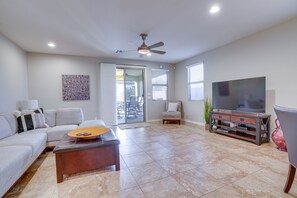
top-left (212, 77), bottom-right (266, 113)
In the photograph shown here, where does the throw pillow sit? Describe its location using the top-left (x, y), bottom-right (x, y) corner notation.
top-left (17, 113), bottom-right (48, 133)
top-left (33, 113), bottom-right (48, 129)
top-left (21, 108), bottom-right (44, 115)
top-left (168, 103), bottom-right (178, 112)
top-left (34, 108), bottom-right (44, 114)
top-left (17, 114), bottom-right (35, 132)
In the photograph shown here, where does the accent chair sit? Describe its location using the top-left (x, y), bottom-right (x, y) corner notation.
top-left (162, 101), bottom-right (182, 124)
top-left (274, 105), bottom-right (297, 193)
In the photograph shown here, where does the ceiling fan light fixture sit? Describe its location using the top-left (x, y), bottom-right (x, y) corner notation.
top-left (48, 42), bottom-right (56, 48)
top-left (209, 5), bottom-right (220, 14)
top-left (117, 33), bottom-right (165, 56)
top-left (138, 48), bottom-right (150, 55)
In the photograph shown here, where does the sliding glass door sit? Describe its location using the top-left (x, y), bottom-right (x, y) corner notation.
top-left (116, 68), bottom-right (145, 124)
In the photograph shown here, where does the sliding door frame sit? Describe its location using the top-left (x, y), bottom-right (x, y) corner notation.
top-left (116, 65), bottom-right (147, 124)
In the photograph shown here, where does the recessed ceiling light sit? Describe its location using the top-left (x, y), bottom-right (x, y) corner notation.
top-left (209, 5), bottom-right (220, 14)
top-left (147, 53), bottom-right (152, 56)
top-left (48, 42), bottom-right (56, 48)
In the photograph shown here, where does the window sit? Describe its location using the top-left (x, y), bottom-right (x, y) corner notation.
top-left (188, 63), bottom-right (204, 100)
top-left (152, 69), bottom-right (168, 100)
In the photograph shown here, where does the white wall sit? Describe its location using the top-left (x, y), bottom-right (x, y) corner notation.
top-left (0, 34), bottom-right (28, 112)
top-left (27, 53), bottom-right (99, 119)
top-left (175, 16), bottom-right (297, 124)
top-left (27, 54), bottom-right (174, 121)
top-left (98, 58), bottom-right (175, 121)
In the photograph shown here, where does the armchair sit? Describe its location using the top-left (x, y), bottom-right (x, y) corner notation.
top-left (162, 101), bottom-right (182, 124)
top-left (274, 105), bottom-right (297, 193)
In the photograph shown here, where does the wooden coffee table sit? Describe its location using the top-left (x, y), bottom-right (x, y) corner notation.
top-left (53, 129), bottom-right (120, 183)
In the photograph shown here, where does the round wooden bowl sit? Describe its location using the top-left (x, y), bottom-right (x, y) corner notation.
top-left (67, 127), bottom-right (109, 139)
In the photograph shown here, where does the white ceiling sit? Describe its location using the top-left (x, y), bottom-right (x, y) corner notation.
top-left (0, 0), bottom-right (297, 64)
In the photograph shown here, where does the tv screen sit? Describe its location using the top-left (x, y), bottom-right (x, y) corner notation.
top-left (212, 77), bottom-right (266, 113)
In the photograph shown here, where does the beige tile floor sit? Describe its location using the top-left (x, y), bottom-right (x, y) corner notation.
top-left (5, 123), bottom-right (297, 198)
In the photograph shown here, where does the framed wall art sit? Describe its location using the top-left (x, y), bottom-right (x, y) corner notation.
top-left (62, 74), bottom-right (90, 101)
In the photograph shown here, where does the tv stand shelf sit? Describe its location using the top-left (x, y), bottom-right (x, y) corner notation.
top-left (210, 111), bottom-right (270, 145)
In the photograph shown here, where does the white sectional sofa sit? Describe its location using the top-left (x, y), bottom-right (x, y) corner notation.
top-left (0, 107), bottom-right (105, 197)
top-left (44, 108), bottom-right (84, 147)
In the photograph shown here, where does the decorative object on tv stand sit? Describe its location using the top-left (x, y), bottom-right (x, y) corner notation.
top-left (271, 119), bottom-right (287, 152)
top-left (203, 97), bottom-right (212, 130)
top-left (62, 74), bottom-right (90, 101)
top-left (19, 100), bottom-right (39, 110)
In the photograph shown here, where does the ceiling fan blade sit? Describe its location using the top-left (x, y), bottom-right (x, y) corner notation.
top-left (150, 50), bottom-right (166, 54)
top-left (148, 42), bottom-right (164, 49)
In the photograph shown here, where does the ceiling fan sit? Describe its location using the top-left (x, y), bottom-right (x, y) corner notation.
top-left (137, 33), bottom-right (166, 55)
top-left (116, 33), bottom-right (166, 56)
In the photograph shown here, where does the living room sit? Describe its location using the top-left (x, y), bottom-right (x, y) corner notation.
top-left (1, 1), bottom-right (297, 197)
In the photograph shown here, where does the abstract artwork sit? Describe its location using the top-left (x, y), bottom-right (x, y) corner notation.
top-left (62, 75), bottom-right (90, 101)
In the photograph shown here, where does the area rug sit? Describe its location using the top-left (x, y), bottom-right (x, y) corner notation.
top-left (118, 122), bottom-right (151, 130)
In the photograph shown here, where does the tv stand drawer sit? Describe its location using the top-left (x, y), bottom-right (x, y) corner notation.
top-left (212, 114), bottom-right (230, 120)
top-left (231, 116), bottom-right (256, 125)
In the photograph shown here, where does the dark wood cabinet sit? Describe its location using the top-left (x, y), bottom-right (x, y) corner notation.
top-left (210, 111), bottom-right (270, 145)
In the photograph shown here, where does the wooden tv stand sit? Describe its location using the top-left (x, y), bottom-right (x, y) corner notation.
top-left (210, 111), bottom-right (270, 145)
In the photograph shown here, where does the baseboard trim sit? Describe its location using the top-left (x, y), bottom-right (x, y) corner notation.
top-left (148, 119), bottom-right (205, 126)
top-left (147, 119), bottom-right (162, 123)
top-left (183, 119), bottom-right (204, 126)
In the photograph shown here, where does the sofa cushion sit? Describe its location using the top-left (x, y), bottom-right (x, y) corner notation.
top-left (78, 120), bottom-right (106, 129)
top-left (0, 131), bottom-right (47, 155)
top-left (56, 108), bottom-right (84, 125)
top-left (46, 125), bottom-right (78, 142)
top-left (0, 145), bottom-right (32, 195)
top-left (0, 112), bottom-right (19, 134)
top-left (44, 109), bottom-right (56, 127)
top-left (162, 111), bottom-right (181, 118)
top-left (0, 116), bottom-right (12, 140)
